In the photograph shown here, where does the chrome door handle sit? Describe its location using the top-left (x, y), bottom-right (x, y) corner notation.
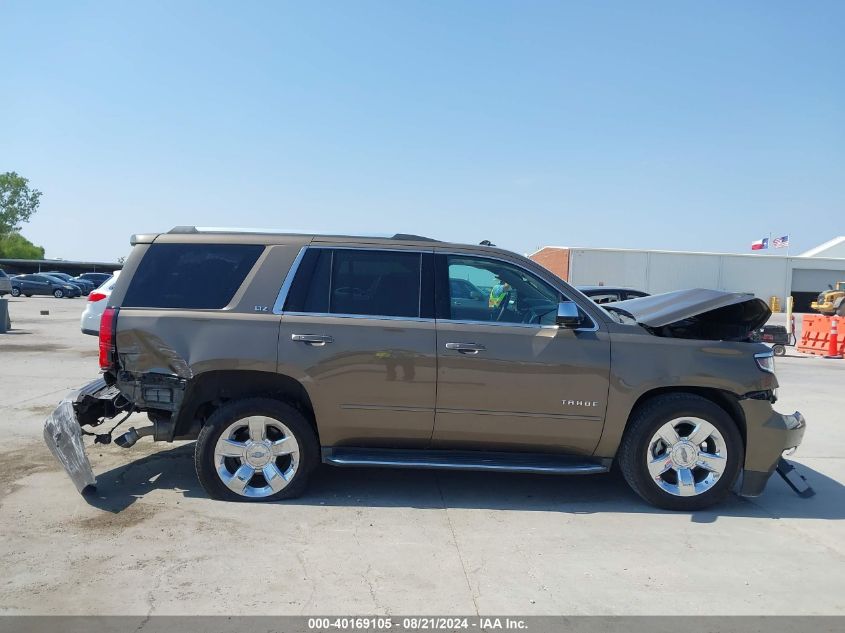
top-left (292, 334), bottom-right (334, 346)
top-left (445, 342), bottom-right (486, 354)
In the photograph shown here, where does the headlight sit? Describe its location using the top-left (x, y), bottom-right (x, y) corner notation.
top-left (755, 351), bottom-right (775, 374)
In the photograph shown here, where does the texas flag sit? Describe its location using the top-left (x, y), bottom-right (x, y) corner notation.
top-left (751, 237), bottom-right (769, 251)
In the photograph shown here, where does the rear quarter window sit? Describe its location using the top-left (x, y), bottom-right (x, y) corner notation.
top-left (122, 243), bottom-right (264, 309)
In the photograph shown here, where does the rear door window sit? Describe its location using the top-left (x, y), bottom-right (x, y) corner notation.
top-left (285, 248), bottom-right (422, 319)
top-left (122, 243), bottom-right (264, 309)
top-left (331, 249), bottom-right (421, 318)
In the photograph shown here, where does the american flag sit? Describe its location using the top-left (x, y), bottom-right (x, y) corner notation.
top-left (772, 235), bottom-right (790, 249)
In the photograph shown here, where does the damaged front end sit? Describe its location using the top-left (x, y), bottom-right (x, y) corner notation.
top-left (603, 288), bottom-right (771, 341)
top-left (42, 378), bottom-right (132, 493)
top-left (604, 289), bottom-right (814, 498)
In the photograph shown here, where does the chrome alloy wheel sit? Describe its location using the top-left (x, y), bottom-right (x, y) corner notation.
top-left (213, 416), bottom-right (300, 498)
top-left (646, 417), bottom-right (727, 497)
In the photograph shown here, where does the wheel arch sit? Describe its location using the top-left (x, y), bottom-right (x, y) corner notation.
top-left (624, 386), bottom-right (747, 448)
top-left (173, 370), bottom-right (318, 441)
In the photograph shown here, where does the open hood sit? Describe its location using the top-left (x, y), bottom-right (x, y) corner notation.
top-left (603, 288), bottom-right (771, 341)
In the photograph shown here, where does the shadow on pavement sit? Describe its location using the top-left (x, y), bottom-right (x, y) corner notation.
top-left (82, 443), bottom-right (845, 522)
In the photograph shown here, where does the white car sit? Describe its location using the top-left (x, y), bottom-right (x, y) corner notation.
top-left (80, 271), bottom-right (120, 335)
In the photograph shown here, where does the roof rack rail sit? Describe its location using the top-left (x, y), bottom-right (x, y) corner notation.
top-left (166, 226), bottom-right (439, 241)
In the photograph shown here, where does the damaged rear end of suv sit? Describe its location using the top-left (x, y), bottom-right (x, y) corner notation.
top-left (43, 228), bottom-right (810, 509)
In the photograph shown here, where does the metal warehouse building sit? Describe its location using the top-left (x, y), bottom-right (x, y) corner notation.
top-left (530, 236), bottom-right (845, 312)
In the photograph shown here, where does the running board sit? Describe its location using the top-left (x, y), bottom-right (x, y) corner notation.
top-left (321, 447), bottom-right (610, 475)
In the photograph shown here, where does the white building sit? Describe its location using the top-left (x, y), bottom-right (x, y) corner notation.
top-left (530, 238), bottom-right (845, 312)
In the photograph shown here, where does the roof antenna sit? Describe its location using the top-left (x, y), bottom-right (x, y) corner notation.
top-left (479, 240), bottom-right (495, 246)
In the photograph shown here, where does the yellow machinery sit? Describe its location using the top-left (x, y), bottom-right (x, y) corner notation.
top-left (811, 282), bottom-right (845, 316)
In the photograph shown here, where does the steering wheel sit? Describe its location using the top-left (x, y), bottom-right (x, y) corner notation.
top-left (493, 292), bottom-right (511, 322)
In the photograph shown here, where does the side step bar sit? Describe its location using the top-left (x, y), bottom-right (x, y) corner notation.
top-left (322, 447), bottom-right (611, 475)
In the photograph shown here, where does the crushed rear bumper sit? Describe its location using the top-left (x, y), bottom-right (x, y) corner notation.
top-left (42, 378), bottom-right (126, 493)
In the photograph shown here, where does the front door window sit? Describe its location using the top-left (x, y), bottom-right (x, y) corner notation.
top-left (446, 256), bottom-right (561, 326)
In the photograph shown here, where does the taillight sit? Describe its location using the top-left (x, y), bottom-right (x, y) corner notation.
top-left (99, 307), bottom-right (118, 370)
top-left (88, 292), bottom-right (107, 302)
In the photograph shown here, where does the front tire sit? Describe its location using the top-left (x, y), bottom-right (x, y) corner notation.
top-left (773, 344), bottom-right (786, 357)
top-left (53, 289), bottom-right (64, 298)
top-left (618, 394), bottom-right (743, 511)
top-left (10, 288), bottom-right (20, 297)
top-left (195, 397), bottom-right (319, 502)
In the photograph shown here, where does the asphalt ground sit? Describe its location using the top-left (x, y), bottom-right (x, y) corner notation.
top-left (0, 296), bottom-right (842, 615)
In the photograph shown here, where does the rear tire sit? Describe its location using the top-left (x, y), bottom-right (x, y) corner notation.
top-left (773, 344), bottom-right (786, 356)
top-left (618, 394), bottom-right (743, 511)
top-left (10, 288), bottom-right (20, 297)
top-left (195, 397), bottom-right (319, 502)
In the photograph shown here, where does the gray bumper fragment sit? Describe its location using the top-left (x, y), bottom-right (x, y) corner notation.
top-left (43, 399), bottom-right (96, 493)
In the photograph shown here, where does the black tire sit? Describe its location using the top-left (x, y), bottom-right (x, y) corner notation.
top-left (24, 294), bottom-right (31, 298)
top-left (773, 344), bottom-right (786, 357)
top-left (53, 289), bottom-right (64, 298)
top-left (195, 397), bottom-right (319, 502)
top-left (618, 394), bottom-right (743, 511)
top-left (10, 288), bottom-right (20, 297)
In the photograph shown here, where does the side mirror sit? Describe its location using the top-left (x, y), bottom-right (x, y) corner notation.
top-left (556, 301), bottom-right (582, 328)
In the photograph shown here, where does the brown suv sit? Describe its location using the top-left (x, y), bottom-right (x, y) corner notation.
top-left (44, 228), bottom-right (807, 510)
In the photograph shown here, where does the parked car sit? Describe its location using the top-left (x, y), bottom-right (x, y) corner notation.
top-left (448, 277), bottom-right (489, 315)
top-left (44, 272), bottom-right (94, 296)
top-left (77, 272), bottom-right (113, 287)
top-left (0, 269), bottom-right (11, 296)
top-left (578, 285), bottom-right (650, 304)
top-left (80, 271), bottom-right (120, 335)
top-left (44, 228), bottom-right (805, 511)
top-left (11, 274), bottom-right (81, 298)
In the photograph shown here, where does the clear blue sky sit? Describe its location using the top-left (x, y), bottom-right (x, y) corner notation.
top-left (2, 1), bottom-right (842, 262)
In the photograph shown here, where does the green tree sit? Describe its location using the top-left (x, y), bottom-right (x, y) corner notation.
top-left (0, 233), bottom-right (45, 259)
top-left (0, 171), bottom-right (42, 235)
